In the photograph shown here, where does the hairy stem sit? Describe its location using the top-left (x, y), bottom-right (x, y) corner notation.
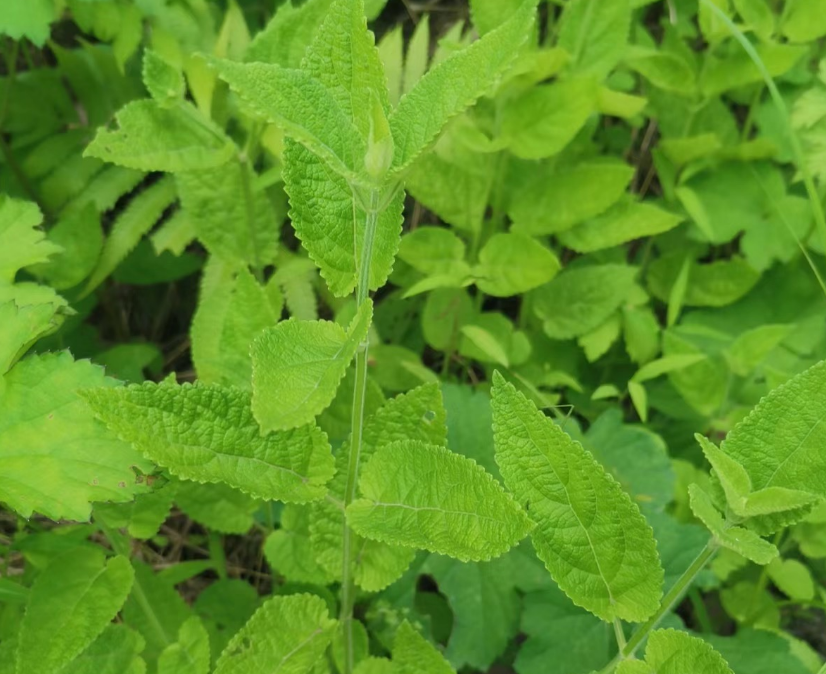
top-left (341, 189), bottom-right (381, 674)
top-left (598, 540), bottom-right (718, 673)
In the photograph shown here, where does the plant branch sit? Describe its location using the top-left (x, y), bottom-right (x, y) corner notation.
top-left (340, 188), bottom-right (381, 674)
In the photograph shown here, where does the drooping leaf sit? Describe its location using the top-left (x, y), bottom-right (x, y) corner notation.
top-left (17, 548), bottom-right (134, 674)
top-left (265, 504), bottom-right (334, 585)
top-left (347, 440), bottom-right (532, 562)
top-left (0, 352), bottom-right (152, 521)
top-left (143, 49), bottom-right (186, 106)
top-left (82, 381), bottom-right (335, 503)
top-left (213, 594), bottom-right (336, 674)
top-left (85, 100), bottom-right (235, 172)
top-left (491, 373), bottom-right (664, 622)
top-left (251, 300), bottom-right (372, 432)
top-left (388, 0), bottom-right (537, 173)
top-left (615, 629), bottom-right (734, 674)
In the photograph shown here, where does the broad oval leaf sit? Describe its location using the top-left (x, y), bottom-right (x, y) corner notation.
top-left (82, 381), bottom-right (335, 503)
top-left (491, 373), bottom-right (664, 622)
top-left (157, 617), bottom-right (210, 674)
top-left (251, 300), bottom-right (372, 431)
top-left (17, 548), bottom-right (135, 674)
top-left (474, 232), bottom-right (560, 297)
top-left (392, 621), bottom-right (455, 674)
top-left (214, 594), bottom-right (336, 674)
top-left (346, 440), bottom-right (532, 562)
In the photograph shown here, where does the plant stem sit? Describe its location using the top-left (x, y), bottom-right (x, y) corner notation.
top-left (612, 617), bottom-right (627, 652)
top-left (598, 540), bottom-right (718, 673)
top-left (340, 188), bottom-right (381, 674)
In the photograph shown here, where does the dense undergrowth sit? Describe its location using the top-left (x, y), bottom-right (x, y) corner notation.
top-left (2, 0), bottom-right (826, 673)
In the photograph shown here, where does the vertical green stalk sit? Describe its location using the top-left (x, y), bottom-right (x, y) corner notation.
top-left (341, 188), bottom-right (381, 674)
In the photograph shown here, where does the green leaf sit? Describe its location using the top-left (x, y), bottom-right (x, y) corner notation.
top-left (122, 562), bottom-right (191, 665)
top-left (491, 373), bottom-right (664, 622)
top-left (311, 384), bottom-right (448, 590)
top-left (94, 481), bottom-right (177, 541)
top-left (622, 305), bottom-right (660, 364)
top-left (0, 352), bottom-right (152, 521)
top-left (251, 300), bottom-right (372, 432)
top-left (82, 177), bottom-right (178, 296)
top-left (285, 142), bottom-right (406, 296)
top-left (214, 594), bottom-right (336, 674)
top-left (392, 622), bottom-right (455, 674)
top-left (210, 59), bottom-right (365, 183)
top-left (29, 204), bottom-right (102, 290)
top-left (700, 42), bottom-right (806, 97)
top-left (616, 629), bottom-right (733, 674)
top-left (460, 325), bottom-right (510, 367)
top-left (648, 255), bottom-right (760, 308)
top-left (347, 440), bottom-right (532, 562)
top-left (781, 0), bottom-right (826, 42)
top-left (509, 160), bottom-right (634, 235)
top-left (515, 585), bottom-right (613, 674)
top-left (85, 100), bottom-right (235, 172)
top-left (265, 504), bottom-right (334, 585)
top-left (0, 197), bottom-right (61, 284)
top-left (388, 0), bottom-right (537, 173)
top-left (176, 480), bottom-right (260, 534)
top-left (501, 77), bottom-right (598, 159)
top-left (60, 625), bottom-right (146, 674)
top-left (625, 47), bottom-right (697, 95)
top-left (158, 617), bottom-right (210, 674)
top-left (176, 161), bottom-right (280, 268)
top-left (426, 554), bottom-right (520, 670)
top-left (82, 381), bottom-right (335, 503)
top-left (688, 484), bottom-right (778, 564)
top-left (558, 200), bottom-right (683, 253)
top-left (720, 360), bottom-right (826, 498)
top-left (474, 232), bottom-right (560, 297)
top-left (0, 0), bottom-right (55, 46)
top-left (245, 0), bottom-right (333, 67)
top-left (398, 227), bottom-right (466, 276)
top-left (191, 262), bottom-right (281, 389)
top-left (632, 354), bottom-right (707, 383)
top-left (17, 548), bottom-right (134, 674)
top-left (557, 0), bottom-right (631, 79)
top-left (143, 49), bottom-right (185, 106)
top-left (532, 264), bottom-right (638, 340)
top-left (470, 0), bottom-right (525, 34)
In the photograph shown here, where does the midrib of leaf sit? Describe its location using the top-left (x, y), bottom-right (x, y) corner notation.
top-left (762, 407), bottom-right (826, 489)
top-left (274, 627), bottom-right (326, 672)
top-left (519, 415), bottom-right (621, 608)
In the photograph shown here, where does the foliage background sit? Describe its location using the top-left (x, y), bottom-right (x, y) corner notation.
top-left (2, 0), bottom-right (826, 673)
